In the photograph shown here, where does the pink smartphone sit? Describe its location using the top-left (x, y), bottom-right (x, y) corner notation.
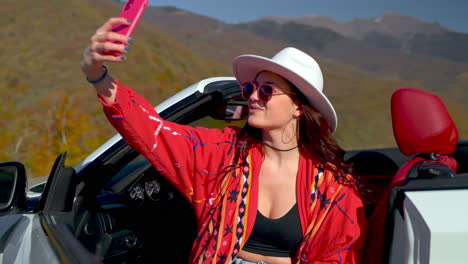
top-left (105, 0), bottom-right (149, 56)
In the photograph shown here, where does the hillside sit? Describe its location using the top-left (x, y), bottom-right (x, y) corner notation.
top-left (1, 0), bottom-right (230, 177)
top-left (347, 12), bottom-right (449, 39)
top-left (263, 12), bottom-right (450, 38)
top-left (141, 6), bottom-right (291, 65)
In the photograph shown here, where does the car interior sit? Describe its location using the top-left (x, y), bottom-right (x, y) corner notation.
top-left (75, 156), bottom-right (197, 263)
top-left (39, 81), bottom-right (468, 264)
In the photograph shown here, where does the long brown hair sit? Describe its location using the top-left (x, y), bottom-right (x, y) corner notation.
top-left (296, 93), bottom-right (355, 183)
top-left (235, 77), bottom-right (356, 186)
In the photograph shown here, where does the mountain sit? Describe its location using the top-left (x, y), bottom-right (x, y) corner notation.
top-left (354, 13), bottom-right (468, 63)
top-left (141, 6), bottom-right (291, 65)
top-left (348, 12), bottom-right (449, 39)
top-left (236, 20), bottom-right (345, 51)
top-left (262, 15), bottom-right (354, 37)
top-left (236, 18), bottom-right (468, 90)
top-left (264, 12), bottom-right (449, 39)
top-left (397, 31), bottom-right (468, 63)
top-left (255, 12), bottom-right (468, 64)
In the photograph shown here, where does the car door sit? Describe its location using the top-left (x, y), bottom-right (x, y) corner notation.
top-left (0, 153), bottom-right (99, 264)
top-left (0, 161), bottom-right (59, 264)
top-left (32, 152), bottom-right (101, 264)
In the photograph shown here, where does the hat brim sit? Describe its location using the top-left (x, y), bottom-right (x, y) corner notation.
top-left (233, 54), bottom-right (337, 132)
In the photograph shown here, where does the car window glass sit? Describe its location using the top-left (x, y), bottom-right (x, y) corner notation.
top-left (29, 183), bottom-right (46, 193)
top-left (0, 166), bottom-right (16, 209)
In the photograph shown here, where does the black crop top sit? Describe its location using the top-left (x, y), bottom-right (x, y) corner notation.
top-left (242, 203), bottom-right (303, 257)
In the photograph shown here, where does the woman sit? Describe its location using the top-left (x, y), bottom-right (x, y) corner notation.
top-left (81, 18), bottom-right (367, 264)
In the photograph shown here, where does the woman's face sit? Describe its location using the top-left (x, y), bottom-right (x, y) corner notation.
top-left (246, 71), bottom-right (301, 131)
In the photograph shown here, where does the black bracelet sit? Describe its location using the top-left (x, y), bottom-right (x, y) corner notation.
top-left (86, 65), bottom-right (108, 84)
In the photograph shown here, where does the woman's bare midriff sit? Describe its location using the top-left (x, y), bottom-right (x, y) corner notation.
top-left (237, 250), bottom-right (293, 264)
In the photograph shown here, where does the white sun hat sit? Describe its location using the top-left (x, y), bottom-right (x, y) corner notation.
top-left (232, 47), bottom-right (337, 132)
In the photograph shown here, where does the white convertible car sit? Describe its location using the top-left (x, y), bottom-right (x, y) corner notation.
top-left (1, 77), bottom-right (467, 264)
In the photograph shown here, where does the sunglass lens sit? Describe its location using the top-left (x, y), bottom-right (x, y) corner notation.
top-left (259, 85), bottom-right (273, 102)
top-left (242, 82), bottom-right (255, 100)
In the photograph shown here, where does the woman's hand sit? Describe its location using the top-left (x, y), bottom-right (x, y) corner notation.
top-left (81, 17), bottom-right (132, 80)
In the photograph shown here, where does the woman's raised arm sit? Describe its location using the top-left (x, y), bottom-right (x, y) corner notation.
top-left (80, 19), bottom-right (240, 208)
top-left (80, 17), bottom-right (132, 104)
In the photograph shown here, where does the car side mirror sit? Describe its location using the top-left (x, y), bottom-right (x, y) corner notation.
top-left (0, 162), bottom-right (27, 215)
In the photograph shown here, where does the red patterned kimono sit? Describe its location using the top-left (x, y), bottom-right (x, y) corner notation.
top-left (100, 81), bottom-right (368, 264)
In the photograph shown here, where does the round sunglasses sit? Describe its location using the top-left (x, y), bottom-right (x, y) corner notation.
top-left (241, 82), bottom-right (285, 102)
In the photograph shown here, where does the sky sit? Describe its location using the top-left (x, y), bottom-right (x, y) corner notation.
top-left (149, 0), bottom-right (468, 33)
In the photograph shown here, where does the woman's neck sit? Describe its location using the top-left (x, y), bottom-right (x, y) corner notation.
top-left (261, 129), bottom-right (299, 161)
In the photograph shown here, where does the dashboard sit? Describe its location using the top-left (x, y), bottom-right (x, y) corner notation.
top-left (75, 158), bottom-right (197, 263)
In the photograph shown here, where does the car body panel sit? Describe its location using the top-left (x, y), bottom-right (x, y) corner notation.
top-left (389, 189), bottom-right (468, 264)
top-left (0, 214), bottom-right (59, 264)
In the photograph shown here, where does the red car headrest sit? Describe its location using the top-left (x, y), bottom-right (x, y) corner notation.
top-left (391, 88), bottom-right (458, 156)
